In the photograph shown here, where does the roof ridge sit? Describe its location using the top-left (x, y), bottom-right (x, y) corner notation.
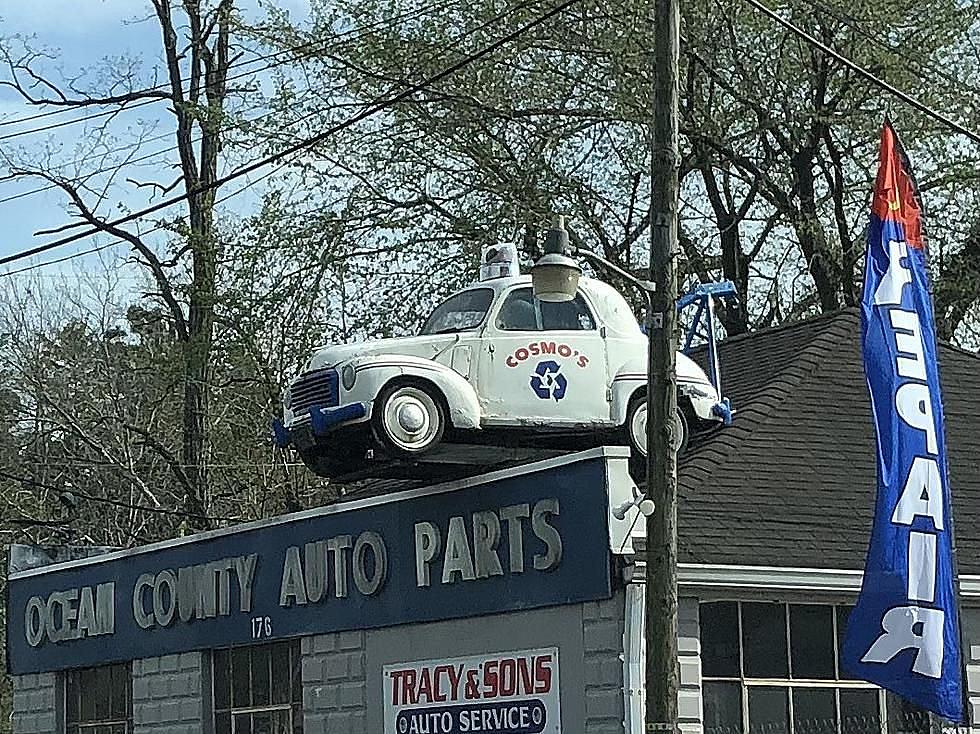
top-left (718, 306), bottom-right (859, 348)
top-left (680, 311), bottom-right (859, 488)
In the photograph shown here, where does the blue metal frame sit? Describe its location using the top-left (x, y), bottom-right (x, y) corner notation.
top-left (677, 280), bottom-right (737, 425)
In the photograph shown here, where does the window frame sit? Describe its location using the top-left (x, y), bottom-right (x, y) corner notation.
top-left (211, 639), bottom-right (303, 734)
top-left (699, 600), bottom-right (930, 734)
top-left (64, 662), bottom-right (133, 734)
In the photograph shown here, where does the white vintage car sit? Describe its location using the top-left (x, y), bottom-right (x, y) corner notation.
top-left (275, 273), bottom-right (730, 478)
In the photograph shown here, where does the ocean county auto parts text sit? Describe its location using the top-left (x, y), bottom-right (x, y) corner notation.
top-left (22, 498), bottom-right (563, 647)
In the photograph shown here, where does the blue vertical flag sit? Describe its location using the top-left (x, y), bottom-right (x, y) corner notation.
top-left (841, 120), bottom-right (964, 722)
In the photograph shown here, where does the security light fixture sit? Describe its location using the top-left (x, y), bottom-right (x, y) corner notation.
top-left (531, 216), bottom-right (582, 302)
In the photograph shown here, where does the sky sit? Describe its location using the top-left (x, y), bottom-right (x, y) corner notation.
top-left (0, 0), bottom-right (311, 280)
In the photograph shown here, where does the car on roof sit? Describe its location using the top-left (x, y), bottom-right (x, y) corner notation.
top-left (274, 271), bottom-right (731, 479)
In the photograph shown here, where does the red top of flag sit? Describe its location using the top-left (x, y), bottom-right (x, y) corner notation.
top-left (872, 120), bottom-right (924, 250)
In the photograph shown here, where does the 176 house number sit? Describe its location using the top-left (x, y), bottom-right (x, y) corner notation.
top-left (252, 616), bottom-right (272, 639)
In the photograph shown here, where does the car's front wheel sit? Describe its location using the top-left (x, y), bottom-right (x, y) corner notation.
top-left (373, 381), bottom-right (446, 457)
top-left (626, 397), bottom-right (689, 477)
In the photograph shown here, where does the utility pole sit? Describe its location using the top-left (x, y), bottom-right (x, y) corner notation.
top-left (645, 0), bottom-right (681, 724)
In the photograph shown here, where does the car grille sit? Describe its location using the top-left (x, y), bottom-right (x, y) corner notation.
top-left (289, 368), bottom-right (339, 413)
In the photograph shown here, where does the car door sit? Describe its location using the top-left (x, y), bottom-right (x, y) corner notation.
top-left (477, 285), bottom-right (610, 425)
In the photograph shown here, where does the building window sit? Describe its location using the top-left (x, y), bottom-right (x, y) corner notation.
top-left (700, 602), bottom-right (931, 734)
top-left (65, 662), bottom-right (132, 734)
top-left (212, 640), bottom-right (303, 734)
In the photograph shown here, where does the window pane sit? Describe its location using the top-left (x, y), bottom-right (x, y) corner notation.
top-left (840, 689), bottom-right (881, 733)
top-left (215, 712), bottom-right (231, 734)
top-left (66, 673), bottom-right (79, 723)
top-left (792, 688), bottom-right (836, 734)
top-left (742, 603), bottom-right (789, 678)
top-left (80, 672), bottom-right (97, 721)
top-left (836, 606), bottom-right (858, 680)
top-left (790, 605), bottom-right (835, 679)
top-left (703, 681), bottom-right (742, 730)
top-left (748, 687), bottom-right (789, 732)
top-left (496, 290), bottom-right (539, 331)
top-left (252, 711), bottom-right (273, 734)
top-left (540, 295), bottom-right (595, 330)
top-left (109, 664), bottom-right (128, 720)
top-left (234, 712), bottom-right (253, 734)
top-left (214, 649), bottom-right (231, 710)
top-left (886, 692), bottom-right (930, 734)
top-left (252, 645), bottom-right (272, 706)
top-left (700, 602), bottom-right (741, 678)
top-left (272, 643), bottom-right (291, 704)
top-left (92, 666), bottom-right (110, 720)
top-left (291, 641), bottom-right (303, 705)
top-left (231, 647), bottom-right (251, 708)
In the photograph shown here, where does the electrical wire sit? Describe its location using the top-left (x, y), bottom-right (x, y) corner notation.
top-left (0, 0), bottom-right (576, 270)
top-left (741, 0), bottom-right (980, 144)
top-left (0, 0), bottom-right (461, 140)
top-left (801, 0), bottom-right (980, 97)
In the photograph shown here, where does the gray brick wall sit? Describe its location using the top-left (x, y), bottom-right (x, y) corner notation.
top-left (583, 596), bottom-right (626, 734)
top-left (678, 597), bottom-right (703, 733)
top-left (301, 630), bottom-right (367, 734)
top-left (132, 652), bottom-right (206, 734)
top-left (11, 673), bottom-right (58, 734)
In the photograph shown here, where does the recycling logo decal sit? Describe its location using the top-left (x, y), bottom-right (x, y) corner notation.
top-left (530, 360), bottom-right (567, 401)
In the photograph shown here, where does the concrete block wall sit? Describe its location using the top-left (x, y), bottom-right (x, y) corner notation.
top-left (301, 630), bottom-right (367, 734)
top-left (678, 597), bottom-right (703, 733)
top-left (968, 645), bottom-right (980, 728)
top-left (583, 597), bottom-right (627, 733)
top-left (11, 673), bottom-right (58, 734)
top-left (132, 652), bottom-right (206, 734)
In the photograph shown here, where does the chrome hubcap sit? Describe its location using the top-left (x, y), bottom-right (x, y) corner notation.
top-left (382, 388), bottom-right (440, 451)
top-left (630, 404), bottom-right (683, 456)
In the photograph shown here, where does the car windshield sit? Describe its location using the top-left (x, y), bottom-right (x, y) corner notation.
top-left (420, 288), bottom-right (495, 335)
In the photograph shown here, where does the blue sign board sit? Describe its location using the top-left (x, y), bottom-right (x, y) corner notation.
top-left (7, 457), bottom-right (613, 675)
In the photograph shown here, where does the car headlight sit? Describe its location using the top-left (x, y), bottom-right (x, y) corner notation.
top-left (283, 386), bottom-right (292, 410)
top-left (341, 364), bottom-right (357, 391)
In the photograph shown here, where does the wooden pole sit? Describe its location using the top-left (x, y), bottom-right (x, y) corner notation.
top-left (644, 0), bottom-right (681, 723)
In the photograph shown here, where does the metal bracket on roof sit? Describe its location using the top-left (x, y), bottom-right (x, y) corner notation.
top-left (677, 280), bottom-right (738, 422)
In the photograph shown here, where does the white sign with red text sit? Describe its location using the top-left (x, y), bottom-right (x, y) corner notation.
top-left (383, 648), bottom-right (561, 734)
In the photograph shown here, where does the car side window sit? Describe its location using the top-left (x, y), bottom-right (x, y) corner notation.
top-left (496, 288), bottom-right (596, 331)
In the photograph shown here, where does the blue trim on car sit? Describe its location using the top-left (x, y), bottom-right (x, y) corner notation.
top-left (271, 403), bottom-right (368, 448)
top-left (712, 397), bottom-right (734, 426)
top-left (310, 402), bottom-right (367, 435)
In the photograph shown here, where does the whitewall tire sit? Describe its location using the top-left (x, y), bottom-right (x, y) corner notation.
top-left (373, 383), bottom-right (446, 455)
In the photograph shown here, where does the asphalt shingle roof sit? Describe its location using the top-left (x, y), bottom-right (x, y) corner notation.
top-left (679, 308), bottom-right (980, 573)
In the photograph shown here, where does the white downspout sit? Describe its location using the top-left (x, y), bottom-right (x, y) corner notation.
top-left (623, 578), bottom-right (645, 734)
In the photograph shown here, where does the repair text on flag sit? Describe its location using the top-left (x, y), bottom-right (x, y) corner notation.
top-left (841, 120), bottom-right (964, 722)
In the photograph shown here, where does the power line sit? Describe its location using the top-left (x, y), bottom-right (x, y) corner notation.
top-left (801, 0), bottom-right (980, 98)
top-left (0, 0), bottom-right (460, 140)
top-left (742, 0), bottom-right (980, 145)
top-left (0, 0), bottom-right (576, 270)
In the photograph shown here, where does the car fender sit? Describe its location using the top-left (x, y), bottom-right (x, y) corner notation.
top-left (346, 354), bottom-right (482, 430)
top-left (610, 359), bottom-right (647, 426)
top-left (609, 357), bottom-right (720, 426)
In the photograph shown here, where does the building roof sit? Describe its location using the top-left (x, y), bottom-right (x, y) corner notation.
top-left (679, 308), bottom-right (980, 573)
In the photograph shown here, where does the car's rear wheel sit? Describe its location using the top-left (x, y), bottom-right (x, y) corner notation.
top-left (373, 381), bottom-right (446, 456)
top-left (626, 397), bottom-right (689, 476)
